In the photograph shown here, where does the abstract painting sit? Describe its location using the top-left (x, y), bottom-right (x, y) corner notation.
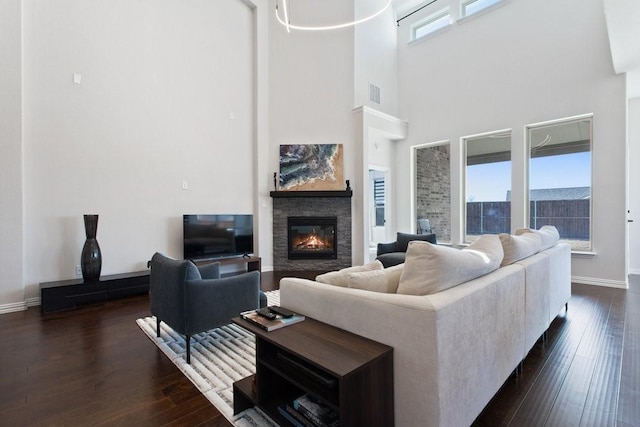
top-left (279, 144), bottom-right (344, 191)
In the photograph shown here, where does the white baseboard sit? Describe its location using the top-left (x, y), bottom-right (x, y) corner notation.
top-left (572, 275), bottom-right (628, 289)
top-left (26, 297), bottom-right (41, 307)
top-left (0, 297), bottom-right (41, 315)
top-left (0, 301), bottom-right (27, 314)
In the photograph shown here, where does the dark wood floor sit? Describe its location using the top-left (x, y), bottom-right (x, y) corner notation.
top-left (0, 272), bottom-right (638, 426)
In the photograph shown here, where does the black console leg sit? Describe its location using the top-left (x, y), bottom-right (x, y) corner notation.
top-left (565, 302), bottom-right (568, 312)
top-left (156, 318), bottom-right (161, 337)
top-left (186, 335), bottom-right (191, 364)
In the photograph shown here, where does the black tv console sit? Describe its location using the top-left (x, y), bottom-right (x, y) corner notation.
top-left (40, 271), bottom-right (150, 313)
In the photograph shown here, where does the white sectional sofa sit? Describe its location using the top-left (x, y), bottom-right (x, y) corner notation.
top-left (279, 229), bottom-right (571, 427)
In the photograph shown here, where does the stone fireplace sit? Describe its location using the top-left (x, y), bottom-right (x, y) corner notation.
top-left (272, 191), bottom-right (352, 271)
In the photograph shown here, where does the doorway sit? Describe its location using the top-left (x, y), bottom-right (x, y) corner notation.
top-left (368, 167), bottom-right (390, 261)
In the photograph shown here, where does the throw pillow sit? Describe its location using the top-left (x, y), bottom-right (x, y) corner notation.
top-left (396, 232), bottom-right (437, 253)
top-left (185, 261), bottom-right (202, 280)
top-left (315, 260), bottom-right (384, 288)
top-left (346, 263), bottom-right (405, 293)
top-left (197, 262), bottom-right (221, 280)
top-left (499, 232), bottom-right (542, 266)
top-left (515, 225), bottom-right (560, 251)
top-left (397, 236), bottom-right (503, 296)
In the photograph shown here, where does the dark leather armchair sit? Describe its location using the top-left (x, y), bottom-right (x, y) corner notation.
top-left (149, 252), bottom-right (266, 363)
top-left (376, 232), bottom-right (437, 267)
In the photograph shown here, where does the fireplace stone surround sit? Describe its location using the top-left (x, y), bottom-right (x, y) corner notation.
top-left (271, 191), bottom-right (352, 271)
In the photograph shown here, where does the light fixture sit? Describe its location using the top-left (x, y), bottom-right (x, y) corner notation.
top-left (275, 0), bottom-right (393, 32)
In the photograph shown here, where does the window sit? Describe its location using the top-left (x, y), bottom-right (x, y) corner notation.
top-left (527, 116), bottom-right (592, 251)
top-left (460, 0), bottom-right (504, 19)
top-left (415, 142), bottom-right (451, 243)
top-left (411, 7), bottom-right (451, 41)
top-left (373, 177), bottom-right (385, 227)
top-left (464, 131), bottom-right (511, 243)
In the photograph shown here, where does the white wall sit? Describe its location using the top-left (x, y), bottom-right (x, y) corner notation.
top-left (268, 0), bottom-right (357, 263)
top-left (354, 0), bottom-right (399, 116)
top-left (20, 0), bottom-right (256, 301)
top-left (396, 0), bottom-right (627, 286)
top-left (629, 97), bottom-right (640, 274)
top-left (0, 0), bottom-right (25, 309)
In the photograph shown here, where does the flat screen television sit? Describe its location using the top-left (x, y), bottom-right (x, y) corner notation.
top-left (183, 214), bottom-right (254, 260)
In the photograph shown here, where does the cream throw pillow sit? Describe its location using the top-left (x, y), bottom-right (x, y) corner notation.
top-left (397, 235), bottom-right (503, 296)
top-left (499, 232), bottom-right (542, 266)
top-left (346, 263), bottom-right (404, 293)
top-left (315, 260), bottom-right (384, 288)
top-left (515, 225), bottom-right (560, 251)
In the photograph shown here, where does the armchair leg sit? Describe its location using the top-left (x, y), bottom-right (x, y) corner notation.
top-left (156, 318), bottom-right (161, 337)
top-left (186, 335), bottom-right (191, 364)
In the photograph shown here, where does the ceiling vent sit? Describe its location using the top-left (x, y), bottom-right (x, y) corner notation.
top-left (369, 84), bottom-right (381, 104)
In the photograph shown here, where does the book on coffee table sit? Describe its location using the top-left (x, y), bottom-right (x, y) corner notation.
top-left (240, 309), bottom-right (305, 331)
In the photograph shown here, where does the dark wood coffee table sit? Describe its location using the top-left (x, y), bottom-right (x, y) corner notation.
top-left (232, 315), bottom-right (394, 426)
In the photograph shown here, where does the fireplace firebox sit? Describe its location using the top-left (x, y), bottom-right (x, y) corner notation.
top-left (288, 216), bottom-right (337, 260)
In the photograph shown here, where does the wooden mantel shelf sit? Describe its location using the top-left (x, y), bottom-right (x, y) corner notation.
top-left (270, 190), bottom-right (352, 198)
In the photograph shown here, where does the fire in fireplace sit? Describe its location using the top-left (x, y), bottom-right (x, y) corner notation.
top-left (288, 216), bottom-right (337, 260)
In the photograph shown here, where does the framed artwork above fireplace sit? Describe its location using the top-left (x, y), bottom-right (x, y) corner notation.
top-left (279, 144), bottom-right (344, 191)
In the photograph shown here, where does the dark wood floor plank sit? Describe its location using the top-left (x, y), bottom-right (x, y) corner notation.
top-left (507, 291), bottom-right (594, 426)
top-left (546, 290), bottom-right (613, 426)
top-left (578, 290), bottom-right (625, 426)
top-left (618, 275), bottom-right (640, 426)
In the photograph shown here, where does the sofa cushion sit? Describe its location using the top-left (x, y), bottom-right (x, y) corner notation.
top-left (499, 232), bottom-right (542, 266)
top-left (396, 232), bottom-right (437, 252)
top-left (346, 263), bottom-right (404, 293)
top-left (315, 260), bottom-right (384, 288)
top-left (515, 225), bottom-right (560, 251)
top-left (397, 235), bottom-right (503, 295)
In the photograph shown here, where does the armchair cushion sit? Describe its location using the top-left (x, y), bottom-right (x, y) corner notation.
top-left (186, 261), bottom-right (202, 280)
top-left (376, 241), bottom-right (398, 257)
top-left (376, 253), bottom-right (407, 268)
top-left (197, 261), bottom-right (221, 279)
top-left (377, 232), bottom-right (437, 256)
top-left (396, 232), bottom-right (437, 252)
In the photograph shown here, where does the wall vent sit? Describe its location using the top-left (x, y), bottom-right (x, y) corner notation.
top-left (369, 84), bottom-right (381, 104)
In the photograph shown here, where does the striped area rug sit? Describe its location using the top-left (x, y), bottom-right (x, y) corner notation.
top-left (136, 290), bottom-right (280, 427)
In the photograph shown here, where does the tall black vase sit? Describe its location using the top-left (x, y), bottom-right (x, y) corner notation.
top-left (81, 214), bottom-right (102, 282)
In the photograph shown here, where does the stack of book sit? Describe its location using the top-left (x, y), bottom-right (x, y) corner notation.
top-left (278, 394), bottom-right (339, 427)
top-left (240, 307), bottom-right (305, 331)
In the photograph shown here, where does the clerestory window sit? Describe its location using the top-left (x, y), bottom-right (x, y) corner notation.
top-left (411, 7), bottom-right (451, 42)
top-left (460, 0), bottom-right (505, 19)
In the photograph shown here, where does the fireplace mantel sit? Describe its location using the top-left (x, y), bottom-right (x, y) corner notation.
top-left (270, 190), bottom-right (352, 198)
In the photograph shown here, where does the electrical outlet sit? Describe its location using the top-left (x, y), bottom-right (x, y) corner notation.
top-left (75, 265), bottom-right (82, 277)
